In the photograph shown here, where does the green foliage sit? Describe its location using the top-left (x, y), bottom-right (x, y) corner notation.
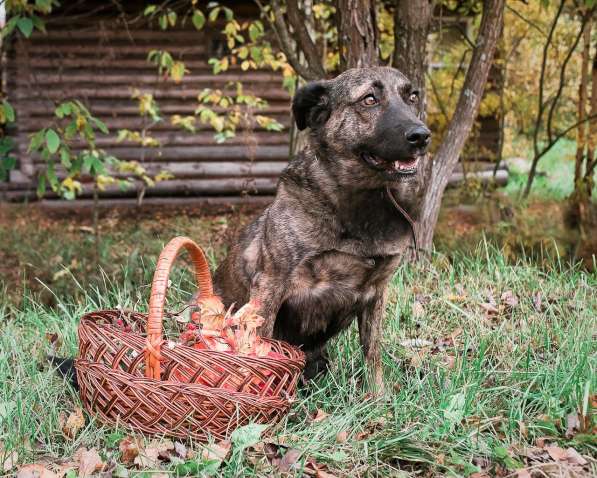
top-left (28, 100), bottom-right (168, 200)
top-left (0, 137), bottom-right (17, 181)
top-left (1, 0), bottom-right (57, 39)
top-left (143, 2), bottom-right (289, 143)
top-left (0, 100), bottom-right (17, 181)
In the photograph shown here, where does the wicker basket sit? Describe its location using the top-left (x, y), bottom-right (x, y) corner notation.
top-left (75, 236), bottom-right (305, 441)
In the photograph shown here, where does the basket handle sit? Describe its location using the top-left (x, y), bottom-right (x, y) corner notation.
top-left (145, 236), bottom-right (215, 380)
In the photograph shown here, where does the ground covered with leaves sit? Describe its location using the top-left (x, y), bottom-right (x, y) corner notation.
top-left (1, 208), bottom-right (595, 477)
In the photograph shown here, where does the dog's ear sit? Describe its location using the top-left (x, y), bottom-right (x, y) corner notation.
top-left (292, 81), bottom-right (330, 131)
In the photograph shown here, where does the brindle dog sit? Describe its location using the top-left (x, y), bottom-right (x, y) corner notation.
top-left (214, 67), bottom-right (431, 390)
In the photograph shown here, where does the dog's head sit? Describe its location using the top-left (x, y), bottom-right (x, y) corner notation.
top-left (292, 67), bottom-right (431, 184)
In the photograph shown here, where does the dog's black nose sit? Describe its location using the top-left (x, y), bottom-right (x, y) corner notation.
top-left (405, 126), bottom-right (431, 148)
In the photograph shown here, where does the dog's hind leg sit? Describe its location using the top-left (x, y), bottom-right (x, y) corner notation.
top-left (303, 347), bottom-right (330, 380)
top-left (358, 289), bottom-right (387, 394)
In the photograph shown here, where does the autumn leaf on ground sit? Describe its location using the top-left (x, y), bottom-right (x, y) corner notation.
top-left (312, 409), bottom-right (329, 423)
top-left (2, 449), bottom-right (18, 473)
top-left (76, 448), bottom-right (104, 478)
top-left (134, 444), bottom-right (160, 469)
top-left (479, 301), bottom-right (499, 318)
top-left (565, 412), bottom-right (581, 438)
top-left (174, 441), bottom-right (187, 459)
top-left (515, 470), bottom-right (531, 478)
top-left (118, 437), bottom-right (140, 464)
top-left (266, 447), bottom-right (302, 473)
top-left (335, 431), bottom-right (348, 443)
top-left (545, 444), bottom-right (588, 466)
top-left (201, 440), bottom-right (231, 465)
top-left (16, 464), bottom-right (58, 478)
top-left (59, 407), bottom-right (85, 439)
top-left (411, 299), bottom-right (425, 319)
top-left (500, 290), bottom-right (519, 308)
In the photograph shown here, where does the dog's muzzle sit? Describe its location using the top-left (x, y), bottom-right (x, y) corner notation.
top-left (360, 152), bottom-right (422, 177)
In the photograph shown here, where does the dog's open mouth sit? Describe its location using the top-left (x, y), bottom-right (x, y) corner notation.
top-left (361, 152), bottom-right (420, 176)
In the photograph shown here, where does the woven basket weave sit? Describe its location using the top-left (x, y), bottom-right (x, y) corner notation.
top-left (75, 236), bottom-right (305, 441)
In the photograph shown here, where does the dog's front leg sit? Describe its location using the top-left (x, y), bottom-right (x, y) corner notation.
top-left (249, 271), bottom-right (287, 338)
top-left (358, 288), bottom-right (387, 394)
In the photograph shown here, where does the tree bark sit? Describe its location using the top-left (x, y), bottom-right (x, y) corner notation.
top-left (417, 0), bottom-right (505, 250)
top-left (336, 0), bottom-right (379, 69)
top-left (585, 40), bottom-right (597, 190)
top-left (574, 18), bottom-right (591, 189)
top-left (393, 0), bottom-right (431, 119)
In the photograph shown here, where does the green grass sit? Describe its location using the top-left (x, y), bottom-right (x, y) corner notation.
top-left (1, 242), bottom-right (595, 477)
top-left (503, 138), bottom-right (596, 200)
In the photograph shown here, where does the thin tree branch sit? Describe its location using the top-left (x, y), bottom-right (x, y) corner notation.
top-left (505, 4), bottom-right (546, 38)
top-left (545, 13), bottom-right (589, 144)
top-left (525, 113), bottom-right (597, 198)
top-left (285, 0), bottom-right (325, 78)
top-left (530, 0), bottom-right (564, 185)
top-left (455, 24), bottom-right (475, 49)
top-left (426, 71), bottom-right (449, 124)
top-left (262, 0), bottom-right (321, 80)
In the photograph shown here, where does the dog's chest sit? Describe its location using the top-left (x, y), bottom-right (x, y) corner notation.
top-left (333, 190), bottom-right (414, 257)
top-left (273, 250), bottom-right (400, 347)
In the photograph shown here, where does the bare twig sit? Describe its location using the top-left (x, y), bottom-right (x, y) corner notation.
top-left (545, 14), bottom-right (588, 145)
top-left (505, 4), bottom-right (546, 38)
top-left (525, 0), bottom-right (565, 198)
top-left (261, 0), bottom-right (321, 80)
top-left (285, 0), bottom-right (325, 78)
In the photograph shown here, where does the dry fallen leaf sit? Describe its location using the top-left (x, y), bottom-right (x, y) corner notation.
top-left (315, 469), bottom-right (339, 478)
top-left (77, 448), bottom-right (104, 478)
top-left (134, 446), bottom-right (160, 469)
top-left (149, 439), bottom-right (174, 459)
top-left (2, 450), bottom-right (18, 472)
top-left (479, 302), bottom-right (499, 317)
top-left (563, 447), bottom-right (587, 466)
top-left (272, 448), bottom-right (302, 473)
top-left (515, 470), bottom-right (531, 478)
top-left (16, 464), bottom-right (58, 478)
top-left (411, 300), bottom-right (425, 319)
top-left (118, 437), bottom-right (140, 464)
top-left (545, 444), bottom-right (567, 462)
top-left (501, 290), bottom-right (519, 308)
top-left (201, 440), bottom-right (231, 465)
top-left (174, 441), bottom-right (187, 459)
top-left (52, 461), bottom-right (78, 478)
top-left (565, 412), bottom-right (581, 438)
top-left (60, 408), bottom-right (85, 439)
top-left (312, 409), bottom-right (329, 423)
top-left (335, 431), bottom-right (348, 443)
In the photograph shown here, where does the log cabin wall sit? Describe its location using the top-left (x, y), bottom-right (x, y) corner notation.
top-left (2, 1), bottom-right (505, 205)
top-left (3, 1), bottom-right (291, 202)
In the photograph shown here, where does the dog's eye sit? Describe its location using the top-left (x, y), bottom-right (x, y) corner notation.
top-left (409, 92), bottom-right (419, 104)
top-left (362, 94), bottom-right (377, 106)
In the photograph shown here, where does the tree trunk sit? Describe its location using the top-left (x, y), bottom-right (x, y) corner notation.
top-left (578, 36), bottom-right (597, 234)
top-left (417, 0), bottom-right (505, 250)
top-left (336, 0), bottom-right (379, 69)
top-left (574, 18), bottom-right (591, 197)
top-left (393, 0), bottom-right (431, 120)
top-left (585, 40), bottom-right (597, 195)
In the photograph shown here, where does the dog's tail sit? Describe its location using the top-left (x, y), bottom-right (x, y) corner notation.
top-left (48, 356), bottom-right (79, 390)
